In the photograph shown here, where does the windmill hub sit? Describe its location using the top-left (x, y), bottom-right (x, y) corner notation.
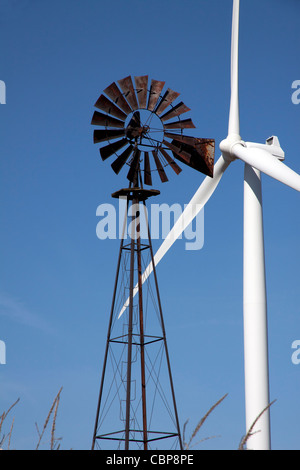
top-left (127, 123), bottom-right (150, 139)
top-left (125, 109), bottom-right (165, 151)
top-left (141, 124), bottom-right (150, 135)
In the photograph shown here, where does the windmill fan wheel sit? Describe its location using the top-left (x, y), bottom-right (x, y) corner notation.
top-left (91, 75), bottom-right (215, 186)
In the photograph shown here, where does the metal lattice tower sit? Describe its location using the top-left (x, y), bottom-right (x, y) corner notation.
top-left (91, 185), bottom-right (183, 450)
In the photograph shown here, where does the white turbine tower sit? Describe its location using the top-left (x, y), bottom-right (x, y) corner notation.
top-left (118, 0), bottom-right (300, 449)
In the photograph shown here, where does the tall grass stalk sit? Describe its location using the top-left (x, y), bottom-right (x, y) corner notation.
top-left (183, 393), bottom-right (228, 449)
top-left (35, 387), bottom-right (63, 450)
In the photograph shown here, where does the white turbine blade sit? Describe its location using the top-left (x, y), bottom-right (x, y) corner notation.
top-left (232, 144), bottom-right (300, 191)
top-left (228, 0), bottom-right (240, 138)
top-left (118, 155), bottom-right (230, 318)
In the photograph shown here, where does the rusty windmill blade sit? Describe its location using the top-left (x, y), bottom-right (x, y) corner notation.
top-left (118, 76), bottom-right (139, 111)
top-left (134, 75), bottom-right (148, 109)
top-left (127, 148), bottom-right (141, 183)
top-left (163, 139), bottom-right (215, 177)
top-left (147, 79), bottom-right (165, 111)
top-left (93, 129), bottom-right (126, 144)
top-left (111, 145), bottom-right (134, 175)
top-left (152, 150), bottom-right (168, 183)
top-left (163, 118), bottom-right (196, 130)
top-left (160, 102), bottom-right (191, 122)
top-left (94, 94), bottom-right (128, 121)
top-left (144, 151), bottom-right (152, 186)
top-left (164, 132), bottom-right (198, 145)
top-left (165, 132), bottom-right (215, 153)
top-left (100, 138), bottom-right (128, 161)
top-left (103, 81), bottom-right (132, 115)
top-left (91, 111), bottom-right (125, 129)
top-left (164, 132), bottom-right (215, 158)
top-left (126, 111), bottom-right (142, 141)
top-left (162, 140), bottom-right (192, 165)
top-left (155, 89), bottom-right (180, 116)
top-left (165, 132), bottom-right (215, 168)
top-left (159, 147), bottom-right (182, 175)
top-left (128, 110), bottom-right (141, 128)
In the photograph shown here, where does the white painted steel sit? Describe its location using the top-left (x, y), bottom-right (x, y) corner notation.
top-left (228, 0), bottom-right (241, 140)
top-left (243, 164), bottom-right (271, 450)
top-left (118, 155), bottom-right (230, 318)
top-left (232, 144), bottom-right (300, 192)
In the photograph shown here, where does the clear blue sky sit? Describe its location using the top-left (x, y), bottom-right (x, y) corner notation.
top-left (0, 0), bottom-right (299, 450)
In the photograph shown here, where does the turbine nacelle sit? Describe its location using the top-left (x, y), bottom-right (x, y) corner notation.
top-left (249, 136), bottom-right (285, 161)
top-left (220, 135), bottom-right (285, 163)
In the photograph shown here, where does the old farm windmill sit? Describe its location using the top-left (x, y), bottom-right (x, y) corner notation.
top-left (90, 75), bottom-right (215, 450)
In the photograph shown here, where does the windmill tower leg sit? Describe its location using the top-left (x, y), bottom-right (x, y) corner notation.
top-left (136, 217), bottom-right (148, 449)
top-left (124, 204), bottom-right (136, 450)
top-left (91, 187), bottom-right (182, 451)
top-left (142, 198), bottom-right (183, 451)
top-left (243, 164), bottom-right (271, 450)
top-left (91, 197), bottom-right (129, 451)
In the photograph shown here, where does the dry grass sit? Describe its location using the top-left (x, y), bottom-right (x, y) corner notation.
top-left (183, 393), bottom-right (228, 449)
top-left (35, 387), bottom-right (63, 450)
top-left (0, 388), bottom-right (63, 450)
top-left (0, 398), bottom-right (20, 450)
top-left (183, 394), bottom-right (276, 450)
top-left (238, 399), bottom-right (276, 450)
top-left (0, 389), bottom-right (277, 450)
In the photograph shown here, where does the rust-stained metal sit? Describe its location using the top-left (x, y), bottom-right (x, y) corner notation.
top-left (91, 110), bottom-right (125, 129)
top-left (162, 140), bottom-right (191, 165)
top-left (111, 187), bottom-right (160, 200)
top-left (144, 151), bottom-right (152, 186)
top-left (118, 76), bottom-right (139, 111)
top-left (155, 88), bottom-right (180, 116)
top-left (127, 148), bottom-right (141, 183)
top-left (147, 80), bottom-right (165, 111)
top-left (152, 150), bottom-right (168, 183)
top-left (160, 102), bottom-right (191, 122)
top-left (92, 75), bottom-right (215, 183)
top-left (165, 138), bottom-right (215, 177)
top-left (93, 129), bottom-right (126, 144)
top-left (163, 118), bottom-right (196, 130)
top-left (136, 224), bottom-right (148, 449)
top-left (103, 82), bottom-right (132, 115)
top-left (164, 132), bottom-right (196, 145)
top-left (126, 111), bottom-right (151, 141)
top-left (164, 132), bottom-right (214, 150)
top-left (126, 111), bottom-right (141, 140)
top-left (159, 147), bottom-right (182, 175)
top-left (111, 145), bottom-right (134, 175)
top-left (134, 75), bottom-right (148, 109)
top-left (100, 138), bottom-right (128, 161)
top-left (94, 94), bottom-right (127, 121)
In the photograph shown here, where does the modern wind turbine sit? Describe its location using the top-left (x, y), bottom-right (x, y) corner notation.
top-left (118, 0), bottom-right (300, 450)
